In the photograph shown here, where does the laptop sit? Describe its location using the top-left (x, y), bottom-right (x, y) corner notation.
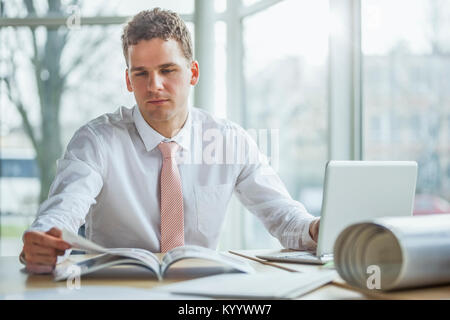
top-left (256, 160), bottom-right (418, 265)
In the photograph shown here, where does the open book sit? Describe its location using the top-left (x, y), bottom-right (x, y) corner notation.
top-left (53, 229), bottom-right (254, 281)
top-left (333, 214), bottom-right (450, 291)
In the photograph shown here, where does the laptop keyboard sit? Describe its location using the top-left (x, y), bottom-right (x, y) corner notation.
top-left (256, 251), bottom-right (332, 265)
top-left (264, 252), bottom-right (317, 258)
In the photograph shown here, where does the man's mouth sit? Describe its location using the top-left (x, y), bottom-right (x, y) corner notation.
top-left (146, 99), bottom-right (169, 105)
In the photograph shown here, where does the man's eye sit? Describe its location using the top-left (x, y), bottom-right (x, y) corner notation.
top-left (136, 72), bottom-right (147, 76)
top-left (161, 69), bottom-right (174, 74)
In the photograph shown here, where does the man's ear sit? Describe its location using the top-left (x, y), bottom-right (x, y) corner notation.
top-left (125, 69), bottom-right (133, 92)
top-left (190, 61), bottom-right (199, 86)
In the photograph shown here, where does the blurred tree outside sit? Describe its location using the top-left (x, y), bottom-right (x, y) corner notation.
top-left (1, 0), bottom-right (112, 204)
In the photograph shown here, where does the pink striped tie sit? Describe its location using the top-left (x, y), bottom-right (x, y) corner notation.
top-left (158, 141), bottom-right (184, 253)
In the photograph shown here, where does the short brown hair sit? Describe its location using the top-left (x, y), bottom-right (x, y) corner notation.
top-left (121, 8), bottom-right (193, 66)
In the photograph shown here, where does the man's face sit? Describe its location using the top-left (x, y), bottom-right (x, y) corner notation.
top-left (126, 38), bottom-right (198, 125)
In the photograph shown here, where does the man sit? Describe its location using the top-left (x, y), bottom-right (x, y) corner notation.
top-left (20, 8), bottom-right (320, 274)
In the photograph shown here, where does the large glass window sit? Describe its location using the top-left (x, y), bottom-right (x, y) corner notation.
top-left (3, 0), bottom-right (448, 256)
top-left (362, 0), bottom-right (450, 215)
top-left (0, 1), bottom-right (194, 255)
top-left (242, 0), bottom-right (329, 248)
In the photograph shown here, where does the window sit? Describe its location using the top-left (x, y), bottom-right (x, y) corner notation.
top-left (241, 0), bottom-right (329, 248)
top-left (0, 1), bottom-right (194, 255)
top-left (2, 0), bottom-right (448, 256)
top-left (362, 0), bottom-right (450, 214)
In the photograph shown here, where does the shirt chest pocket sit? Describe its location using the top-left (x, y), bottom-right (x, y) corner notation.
top-left (194, 183), bottom-right (233, 239)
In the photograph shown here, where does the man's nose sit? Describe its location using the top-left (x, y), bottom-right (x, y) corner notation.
top-left (147, 73), bottom-right (164, 92)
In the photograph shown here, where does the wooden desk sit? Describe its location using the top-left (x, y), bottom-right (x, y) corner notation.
top-left (0, 249), bottom-right (363, 300)
top-left (0, 250), bottom-right (450, 300)
top-left (2, 249), bottom-right (448, 300)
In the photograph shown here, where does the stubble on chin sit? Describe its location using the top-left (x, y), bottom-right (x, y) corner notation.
top-left (139, 102), bottom-right (184, 124)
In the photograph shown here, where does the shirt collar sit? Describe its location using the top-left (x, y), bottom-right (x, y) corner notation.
top-left (133, 105), bottom-right (192, 152)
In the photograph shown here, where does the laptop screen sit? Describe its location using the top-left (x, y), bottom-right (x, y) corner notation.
top-left (316, 160), bottom-right (417, 257)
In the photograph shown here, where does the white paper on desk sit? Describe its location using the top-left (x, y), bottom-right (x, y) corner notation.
top-left (1, 286), bottom-right (210, 300)
top-left (154, 270), bottom-right (338, 299)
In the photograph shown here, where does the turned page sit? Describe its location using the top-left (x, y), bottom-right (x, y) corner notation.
top-left (61, 229), bottom-right (160, 271)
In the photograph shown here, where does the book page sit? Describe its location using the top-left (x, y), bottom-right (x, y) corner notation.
top-left (160, 245), bottom-right (254, 276)
top-left (62, 229), bottom-right (108, 253)
top-left (53, 254), bottom-right (161, 281)
top-left (105, 248), bottom-right (161, 271)
top-left (61, 229), bottom-right (161, 276)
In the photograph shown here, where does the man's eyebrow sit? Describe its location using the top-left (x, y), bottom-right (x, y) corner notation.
top-left (130, 66), bottom-right (146, 72)
top-left (159, 63), bottom-right (178, 69)
top-left (130, 63), bottom-right (178, 72)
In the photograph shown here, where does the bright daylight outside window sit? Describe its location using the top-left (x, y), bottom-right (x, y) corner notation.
top-left (241, 0), bottom-right (329, 248)
top-left (362, 0), bottom-right (450, 215)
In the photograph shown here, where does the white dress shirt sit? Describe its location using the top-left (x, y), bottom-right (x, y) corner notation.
top-left (27, 105), bottom-right (317, 253)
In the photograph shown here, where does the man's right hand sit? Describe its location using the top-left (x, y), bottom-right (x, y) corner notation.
top-left (21, 227), bottom-right (71, 274)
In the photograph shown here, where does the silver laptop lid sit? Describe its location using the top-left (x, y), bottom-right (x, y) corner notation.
top-left (316, 160), bottom-right (417, 257)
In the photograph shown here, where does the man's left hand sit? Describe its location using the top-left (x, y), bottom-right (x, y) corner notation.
top-left (309, 218), bottom-right (320, 243)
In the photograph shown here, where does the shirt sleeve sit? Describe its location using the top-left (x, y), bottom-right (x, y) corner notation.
top-left (25, 124), bottom-right (105, 243)
top-left (233, 128), bottom-right (318, 251)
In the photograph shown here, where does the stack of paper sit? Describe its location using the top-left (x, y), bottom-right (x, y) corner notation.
top-left (1, 286), bottom-right (207, 300)
top-left (153, 270), bottom-right (337, 299)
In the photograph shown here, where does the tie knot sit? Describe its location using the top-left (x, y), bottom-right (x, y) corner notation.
top-left (158, 141), bottom-right (179, 158)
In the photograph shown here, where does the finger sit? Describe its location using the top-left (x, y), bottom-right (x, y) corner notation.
top-left (24, 243), bottom-right (57, 256)
top-left (31, 233), bottom-right (71, 251)
top-left (23, 231), bottom-right (42, 245)
top-left (46, 227), bottom-right (62, 238)
top-left (56, 249), bottom-right (66, 256)
top-left (26, 263), bottom-right (54, 274)
top-left (24, 252), bottom-right (57, 266)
